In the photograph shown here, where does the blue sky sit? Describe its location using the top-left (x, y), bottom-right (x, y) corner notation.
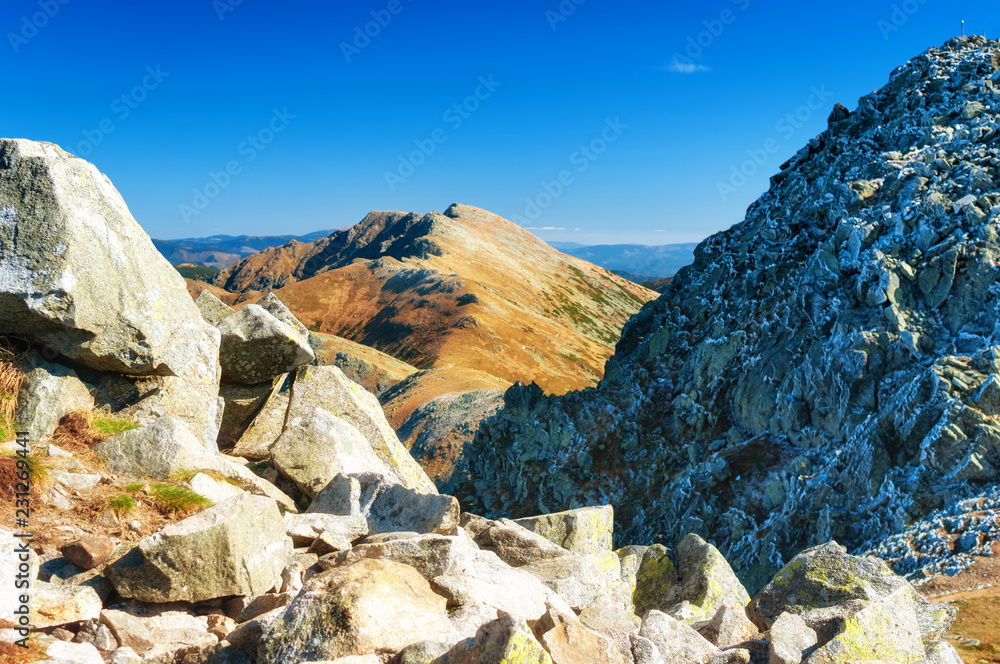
top-left (0, 1), bottom-right (994, 244)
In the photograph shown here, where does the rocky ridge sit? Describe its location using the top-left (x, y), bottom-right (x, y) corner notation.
top-left (455, 37), bottom-right (1000, 591)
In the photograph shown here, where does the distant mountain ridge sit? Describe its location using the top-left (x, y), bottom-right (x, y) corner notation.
top-left (547, 241), bottom-right (698, 280)
top-left (153, 230), bottom-right (334, 269)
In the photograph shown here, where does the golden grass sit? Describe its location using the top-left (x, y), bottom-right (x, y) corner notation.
top-left (50, 409), bottom-right (138, 450)
top-left (0, 345), bottom-right (25, 442)
top-left (148, 483), bottom-right (211, 515)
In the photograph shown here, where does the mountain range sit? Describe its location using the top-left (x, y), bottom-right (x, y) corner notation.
top-left (152, 230), bottom-right (333, 270)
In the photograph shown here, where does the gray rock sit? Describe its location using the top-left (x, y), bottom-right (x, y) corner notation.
top-left (283, 512), bottom-right (368, 548)
top-left (107, 647), bottom-right (143, 664)
top-left (700, 605), bottom-right (758, 648)
top-left (196, 291), bottom-right (235, 327)
top-left (258, 292), bottom-right (309, 340)
top-left (50, 470), bottom-right (101, 494)
top-left (435, 614), bottom-right (551, 664)
top-left (272, 409), bottom-right (389, 497)
top-left (287, 365), bottom-right (436, 493)
top-left (630, 633), bottom-right (665, 664)
top-left (924, 640), bottom-right (964, 664)
top-left (447, 603), bottom-right (499, 643)
top-left (107, 494), bottom-right (291, 602)
top-left (631, 544), bottom-right (678, 618)
top-left (100, 609), bottom-right (155, 654)
top-left (14, 358), bottom-right (94, 442)
top-left (187, 472), bottom-right (245, 505)
top-left (393, 640), bottom-right (452, 664)
top-left (333, 532), bottom-right (474, 581)
top-left (232, 374), bottom-right (292, 460)
top-left (638, 610), bottom-right (721, 664)
top-left (38, 638), bottom-right (104, 664)
top-left (666, 534), bottom-right (751, 625)
top-left (461, 513), bottom-right (571, 567)
top-left (519, 553), bottom-right (620, 612)
top-left (31, 581), bottom-right (103, 628)
top-left (257, 559), bottom-right (449, 663)
top-left (538, 605), bottom-right (629, 664)
top-left (218, 304), bottom-right (313, 384)
top-left (72, 618), bottom-right (117, 652)
top-left (513, 505), bottom-right (613, 555)
top-left (768, 612), bottom-right (817, 664)
top-left (217, 378), bottom-right (282, 449)
top-left (0, 138), bottom-right (209, 377)
top-left (306, 473), bottom-right (362, 516)
top-left (747, 541), bottom-right (909, 629)
top-left (353, 472), bottom-right (459, 536)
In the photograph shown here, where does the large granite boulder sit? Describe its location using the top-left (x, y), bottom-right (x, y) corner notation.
top-left (272, 409), bottom-right (390, 497)
top-left (233, 373), bottom-right (292, 460)
top-left (288, 366), bottom-right (435, 493)
top-left (15, 355), bottom-right (94, 442)
top-left (513, 506), bottom-right (613, 556)
top-left (665, 534), bottom-right (751, 624)
top-left (0, 138), bottom-right (209, 376)
top-left (218, 304), bottom-right (314, 384)
top-left (257, 292), bottom-right (309, 340)
top-left (195, 290), bottom-right (235, 327)
top-left (257, 559), bottom-right (449, 663)
top-left (107, 494), bottom-right (291, 603)
top-left (460, 513), bottom-right (571, 567)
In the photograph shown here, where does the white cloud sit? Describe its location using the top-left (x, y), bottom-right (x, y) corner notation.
top-left (663, 62), bottom-right (711, 74)
top-left (524, 226), bottom-right (565, 230)
top-left (573, 227), bottom-right (582, 231)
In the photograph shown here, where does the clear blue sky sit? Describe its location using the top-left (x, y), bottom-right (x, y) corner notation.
top-left (0, 1), bottom-right (993, 243)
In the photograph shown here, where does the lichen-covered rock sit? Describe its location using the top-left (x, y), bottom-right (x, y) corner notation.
top-left (520, 552), bottom-right (621, 613)
top-left (107, 494), bottom-right (291, 602)
top-left (437, 614), bottom-right (552, 664)
top-left (513, 505), bottom-right (613, 555)
top-left (0, 138), bottom-right (210, 376)
top-left (233, 373), bottom-right (292, 460)
top-left (455, 37), bottom-right (1000, 589)
top-left (288, 366), bottom-right (436, 493)
top-left (257, 559), bottom-right (449, 663)
top-left (258, 292), bottom-right (309, 340)
top-left (803, 586), bottom-right (924, 664)
top-left (218, 304), bottom-right (314, 384)
top-left (15, 356), bottom-right (94, 442)
top-left (629, 544), bottom-right (678, 617)
top-left (273, 409), bottom-right (389, 497)
top-left (747, 542), bottom-right (908, 629)
top-left (700, 606), bottom-right (758, 649)
top-left (30, 581), bottom-right (102, 628)
top-left (196, 290), bottom-right (236, 327)
top-left (665, 534), bottom-right (750, 625)
top-left (638, 610), bottom-right (721, 664)
top-left (924, 639), bottom-right (964, 664)
top-left (461, 513), bottom-right (571, 567)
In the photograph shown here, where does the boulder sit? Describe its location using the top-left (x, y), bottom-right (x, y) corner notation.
top-left (284, 512), bottom-right (368, 549)
top-left (102, 324), bottom-right (224, 451)
top-left (287, 366), bottom-right (435, 493)
top-left (272, 409), bottom-right (390, 497)
top-left (638, 610), bottom-right (721, 664)
top-left (768, 612), bottom-right (817, 664)
top-left (108, 646), bottom-right (143, 664)
top-left (538, 606), bottom-right (628, 664)
top-left (437, 614), bottom-right (552, 664)
top-left (747, 541), bottom-right (910, 629)
top-left (461, 513), bottom-right (571, 567)
top-left (196, 290), bottom-right (235, 327)
top-left (0, 138), bottom-right (209, 376)
top-left (630, 633), bottom-right (665, 664)
top-left (520, 553), bottom-right (621, 612)
top-left (30, 581), bottom-right (102, 628)
top-left (631, 544), bottom-right (678, 617)
top-left (332, 532), bottom-right (473, 581)
top-left (140, 610), bottom-right (219, 664)
top-left (353, 472), bottom-right (459, 535)
top-left (14, 357), bottom-right (94, 442)
top-left (73, 618), bottom-right (117, 652)
top-left (218, 304), bottom-right (314, 384)
top-left (258, 292), bottom-right (309, 340)
top-left (40, 637), bottom-right (104, 664)
top-left (666, 534), bottom-right (750, 625)
top-left (60, 536), bottom-right (115, 570)
top-left (447, 603), bottom-right (500, 643)
top-left (233, 374), bottom-right (292, 460)
top-left (257, 559), bottom-right (450, 663)
top-left (513, 505), bottom-right (613, 555)
top-left (108, 494), bottom-right (291, 602)
top-left (100, 609), bottom-right (155, 654)
top-left (803, 586), bottom-right (924, 664)
top-left (188, 472), bottom-right (245, 505)
top-left (924, 640), bottom-right (964, 664)
top-left (700, 605), bottom-right (758, 648)
top-left (306, 473), bottom-right (363, 516)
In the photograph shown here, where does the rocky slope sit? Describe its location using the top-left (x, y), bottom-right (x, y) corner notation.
top-left (456, 36), bottom-right (1000, 592)
top-left (210, 205), bottom-right (657, 396)
top-left (0, 136), bottom-right (959, 664)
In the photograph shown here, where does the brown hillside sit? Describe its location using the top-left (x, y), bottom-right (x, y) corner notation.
top-left (213, 204), bottom-right (657, 394)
